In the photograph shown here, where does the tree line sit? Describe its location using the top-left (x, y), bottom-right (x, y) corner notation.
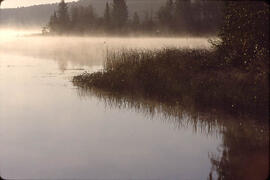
top-left (46, 0), bottom-right (223, 35)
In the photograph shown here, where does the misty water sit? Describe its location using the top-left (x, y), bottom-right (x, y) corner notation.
top-left (0, 30), bottom-right (268, 179)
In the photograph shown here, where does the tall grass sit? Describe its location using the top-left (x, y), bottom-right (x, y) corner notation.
top-left (73, 48), bottom-right (269, 119)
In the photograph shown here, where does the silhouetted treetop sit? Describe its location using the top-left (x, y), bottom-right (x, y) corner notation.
top-left (112, 0), bottom-right (128, 30)
top-left (47, 0), bottom-right (223, 35)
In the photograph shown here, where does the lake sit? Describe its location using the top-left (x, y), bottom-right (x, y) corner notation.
top-left (0, 30), bottom-right (268, 180)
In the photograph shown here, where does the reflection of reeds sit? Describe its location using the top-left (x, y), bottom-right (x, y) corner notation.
top-left (74, 85), bottom-right (268, 137)
top-left (74, 85), bottom-right (224, 136)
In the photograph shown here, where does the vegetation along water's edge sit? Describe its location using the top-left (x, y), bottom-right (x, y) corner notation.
top-left (73, 2), bottom-right (269, 120)
top-left (73, 48), bottom-right (268, 119)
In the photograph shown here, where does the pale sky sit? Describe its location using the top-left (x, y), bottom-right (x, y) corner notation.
top-left (1, 0), bottom-right (75, 8)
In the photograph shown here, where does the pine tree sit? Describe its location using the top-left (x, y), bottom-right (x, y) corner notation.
top-left (175, 0), bottom-right (192, 32)
top-left (84, 5), bottom-right (96, 29)
top-left (75, 4), bottom-right (96, 32)
top-left (157, 0), bottom-right (174, 30)
top-left (112, 0), bottom-right (128, 30)
top-left (104, 2), bottom-right (111, 30)
top-left (48, 11), bottom-right (59, 33)
top-left (133, 12), bottom-right (140, 26)
top-left (70, 6), bottom-right (79, 31)
top-left (57, 0), bottom-right (70, 32)
top-left (132, 12), bottom-right (140, 31)
top-left (142, 11), bottom-right (155, 32)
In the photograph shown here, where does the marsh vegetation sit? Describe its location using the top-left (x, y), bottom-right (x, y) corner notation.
top-left (73, 45), bottom-right (269, 119)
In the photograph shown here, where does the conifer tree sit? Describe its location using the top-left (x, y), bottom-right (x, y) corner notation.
top-left (104, 2), bottom-right (111, 30)
top-left (132, 12), bottom-right (140, 31)
top-left (57, 0), bottom-right (70, 32)
top-left (70, 6), bottom-right (79, 31)
top-left (132, 12), bottom-right (140, 26)
top-left (112, 0), bottom-right (128, 30)
top-left (175, 0), bottom-right (192, 32)
top-left (157, 0), bottom-right (174, 30)
top-left (142, 11), bottom-right (155, 32)
top-left (48, 11), bottom-right (59, 33)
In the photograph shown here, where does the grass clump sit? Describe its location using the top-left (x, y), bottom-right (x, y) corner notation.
top-left (73, 48), bottom-right (269, 119)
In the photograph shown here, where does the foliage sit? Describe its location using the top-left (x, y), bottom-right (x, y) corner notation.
top-left (215, 1), bottom-right (269, 74)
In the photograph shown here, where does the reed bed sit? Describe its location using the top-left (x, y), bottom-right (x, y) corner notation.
top-left (73, 48), bottom-right (269, 119)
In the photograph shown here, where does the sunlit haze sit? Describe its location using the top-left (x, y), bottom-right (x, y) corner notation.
top-left (1, 0), bottom-right (74, 8)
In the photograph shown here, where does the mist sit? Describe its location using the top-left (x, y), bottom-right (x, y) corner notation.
top-left (0, 28), bottom-right (212, 71)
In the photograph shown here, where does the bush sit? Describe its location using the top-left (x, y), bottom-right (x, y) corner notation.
top-left (214, 1), bottom-right (269, 74)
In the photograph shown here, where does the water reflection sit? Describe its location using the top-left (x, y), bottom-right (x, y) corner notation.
top-left (74, 86), bottom-right (269, 180)
top-left (76, 86), bottom-right (224, 135)
top-left (209, 120), bottom-right (269, 180)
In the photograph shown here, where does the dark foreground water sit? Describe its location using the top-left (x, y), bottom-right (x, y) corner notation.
top-left (0, 32), bottom-right (268, 179)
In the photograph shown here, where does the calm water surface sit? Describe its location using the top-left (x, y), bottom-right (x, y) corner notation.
top-left (0, 30), bottom-right (268, 180)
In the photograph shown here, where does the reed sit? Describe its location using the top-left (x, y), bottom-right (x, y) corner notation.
top-left (73, 48), bottom-right (269, 119)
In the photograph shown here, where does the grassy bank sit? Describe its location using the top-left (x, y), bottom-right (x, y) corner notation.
top-left (73, 48), bottom-right (269, 119)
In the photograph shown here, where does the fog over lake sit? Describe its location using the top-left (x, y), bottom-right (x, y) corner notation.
top-left (0, 29), bottom-right (268, 179)
top-left (0, 29), bottom-right (211, 68)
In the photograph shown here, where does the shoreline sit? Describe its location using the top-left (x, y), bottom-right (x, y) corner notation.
top-left (73, 48), bottom-right (269, 120)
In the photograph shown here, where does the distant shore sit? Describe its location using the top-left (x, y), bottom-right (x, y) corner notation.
top-left (40, 31), bottom-right (217, 39)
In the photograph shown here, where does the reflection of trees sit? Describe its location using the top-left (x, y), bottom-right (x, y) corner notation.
top-left (74, 85), bottom-right (269, 180)
top-left (209, 119), bottom-right (269, 180)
